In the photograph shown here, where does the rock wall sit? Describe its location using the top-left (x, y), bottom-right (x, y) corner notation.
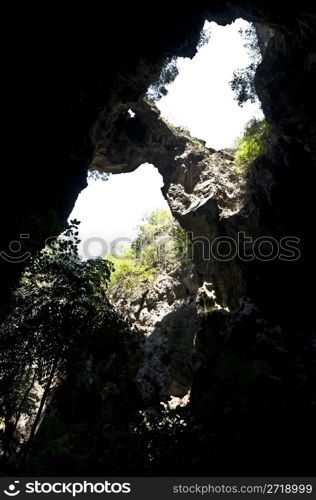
top-left (92, 99), bottom-right (247, 308)
top-left (110, 264), bottom-right (223, 402)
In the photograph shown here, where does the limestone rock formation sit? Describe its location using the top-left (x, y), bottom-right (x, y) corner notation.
top-left (1, 1), bottom-right (316, 476)
top-left (91, 99), bottom-right (247, 307)
top-left (110, 264), bottom-right (223, 401)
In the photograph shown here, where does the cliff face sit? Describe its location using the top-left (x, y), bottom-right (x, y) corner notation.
top-left (110, 263), bottom-right (223, 402)
top-left (1, 1), bottom-right (316, 476)
top-left (92, 100), bottom-right (247, 308)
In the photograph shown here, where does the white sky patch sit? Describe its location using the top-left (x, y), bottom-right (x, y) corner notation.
top-left (157, 19), bottom-right (263, 149)
top-left (70, 164), bottom-right (169, 258)
top-left (69, 19), bottom-right (263, 257)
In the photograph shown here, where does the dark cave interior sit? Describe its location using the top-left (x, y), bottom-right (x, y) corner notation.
top-left (1, 1), bottom-right (316, 476)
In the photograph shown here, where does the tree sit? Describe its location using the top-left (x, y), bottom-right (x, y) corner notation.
top-left (197, 23), bottom-right (212, 49)
top-left (131, 209), bottom-right (187, 269)
top-left (0, 221), bottom-right (115, 468)
top-left (230, 24), bottom-right (261, 106)
top-left (147, 57), bottom-right (179, 101)
top-left (108, 209), bottom-right (188, 293)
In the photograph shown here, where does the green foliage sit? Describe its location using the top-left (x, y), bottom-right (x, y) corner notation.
top-left (147, 57), bottom-right (179, 101)
top-left (230, 23), bottom-right (261, 106)
top-left (108, 251), bottom-right (156, 290)
top-left (132, 209), bottom-right (187, 266)
top-left (0, 209), bottom-right (67, 320)
top-left (108, 209), bottom-right (187, 294)
top-left (230, 63), bottom-right (258, 106)
top-left (0, 221), bottom-right (116, 469)
top-left (109, 210), bottom-right (187, 290)
top-left (0, 208), bottom-right (190, 474)
top-left (233, 118), bottom-right (269, 174)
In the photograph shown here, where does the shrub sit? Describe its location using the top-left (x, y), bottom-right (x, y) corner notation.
top-left (108, 252), bottom-right (156, 291)
top-left (131, 209), bottom-right (187, 267)
top-left (233, 118), bottom-right (269, 174)
top-left (108, 210), bottom-right (188, 294)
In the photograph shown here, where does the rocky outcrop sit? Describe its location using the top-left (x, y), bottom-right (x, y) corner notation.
top-left (109, 265), bottom-right (202, 332)
top-left (109, 265), bottom-right (224, 401)
top-left (91, 99), bottom-right (246, 308)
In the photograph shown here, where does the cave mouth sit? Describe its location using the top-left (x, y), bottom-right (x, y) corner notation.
top-left (71, 18), bottom-right (264, 261)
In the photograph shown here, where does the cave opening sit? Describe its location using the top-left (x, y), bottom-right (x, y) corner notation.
top-left (61, 17), bottom-right (267, 411)
top-left (70, 18), bottom-right (264, 263)
top-left (69, 163), bottom-right (169, 260)
top-left (149, 18), bottom-right (264, 148)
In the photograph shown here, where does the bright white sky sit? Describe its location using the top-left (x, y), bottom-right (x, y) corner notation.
top-left (70, 164), bottom-right (168, 258)
top-left (157, 19), bottom-right (263, 149)
top-left (69, 19), bottom-right (263, 259)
